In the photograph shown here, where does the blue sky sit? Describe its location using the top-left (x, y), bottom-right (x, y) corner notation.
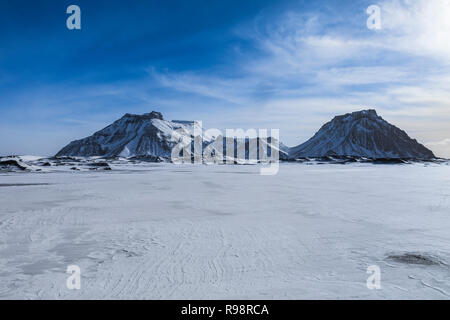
top-left (1, 0), bottom-right (450, 157)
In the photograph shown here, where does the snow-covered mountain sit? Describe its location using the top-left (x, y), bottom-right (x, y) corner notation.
top-left (56, 111), bottom-right (286, 161)
top-left (57, 109), bottom-right (435, 160)
top-left (56, 111), bottom-right (203, 158)
top-left (288, 109), bottom-right (435, 159)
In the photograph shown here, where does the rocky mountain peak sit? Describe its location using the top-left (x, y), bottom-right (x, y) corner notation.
top-left (122, 111), bottom-right (163, 121)
top-left (288, 109), bottom-right (435, 159)
top-left (336, 109), bottom-right (377, 119)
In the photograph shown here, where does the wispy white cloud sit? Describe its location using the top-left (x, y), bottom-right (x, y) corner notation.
top-left (426, 138), bottom-right (450, 147)
top-left (11, 1), bottom-right (443, 157)
top-left (379, 0), bottom-right (450, 60)
top-left (147, 0), bottom-right (450, 157)
top-left (3, 1), bottom-right (450, 158)
top-left (425, 138), bottom-right (450, 159)
top-left (149, 69), bottom-right (257, 105)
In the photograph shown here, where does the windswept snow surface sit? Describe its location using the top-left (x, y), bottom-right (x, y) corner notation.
top-left (1, 163), bottom-right (450, 299)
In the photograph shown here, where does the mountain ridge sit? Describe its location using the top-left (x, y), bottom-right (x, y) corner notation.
top-left (56, 109), bottom-right (436, 160)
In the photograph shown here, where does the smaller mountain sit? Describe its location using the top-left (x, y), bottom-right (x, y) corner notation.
top-left (288, 109), bottom-right (435, 159)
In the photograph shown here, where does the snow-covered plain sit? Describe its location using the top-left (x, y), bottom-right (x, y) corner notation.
top-left (1, 162), bottom-right (450, 299)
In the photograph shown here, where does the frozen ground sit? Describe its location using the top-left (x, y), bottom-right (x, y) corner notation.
top-left (1, 162), bottom-right (450, 299)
